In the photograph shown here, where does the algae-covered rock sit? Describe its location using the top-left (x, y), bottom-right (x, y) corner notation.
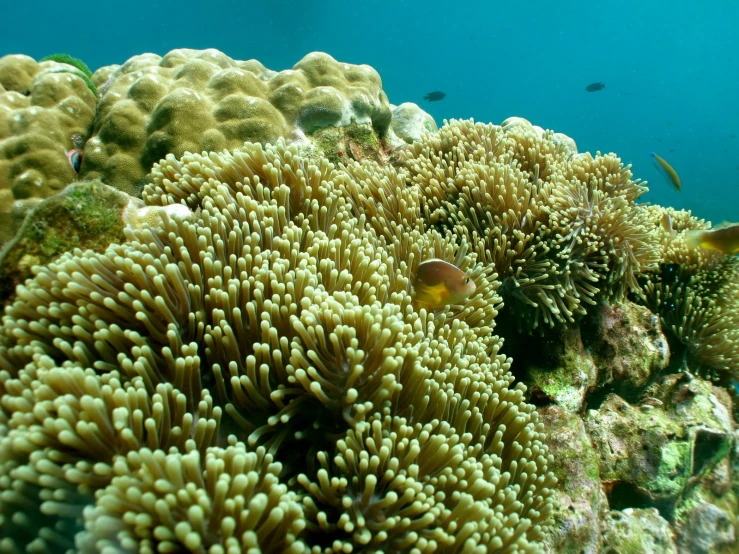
top-left (675, 494), bottom-right (736, 553)
top-left (0, 181), bottom-right (131, 304)
top-left (523, 328), bottom-right (597, 412)
top-left (583, 373), bottom-right (736, 540)
top-left (586, 390), bottom-right (715, 510)
top-left (310, 121), bottom-right (391, 166)
top-left (582, 301), bottom-right (670, 393)
top-left (539, 405), bottom-right (608, 553)
top-left (601, 508), bottom-right (677, 554)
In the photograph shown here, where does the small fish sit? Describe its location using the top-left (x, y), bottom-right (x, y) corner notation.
top-left (585, 82), bottom-right (605, 92)
top-left (412, 258), bottom-right (476, 309)
top-left (686, 222), bottom-right (739, 255)
top-left (650, 152), bottom-right (681, 191)
top-left (424, 91), bottom-right (446, 102)
top-left (66, 148), bottom-right (83, 172)
top-left (661, 212), bottom-right (676, 238)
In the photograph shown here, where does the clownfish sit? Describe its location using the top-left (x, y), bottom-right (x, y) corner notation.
top-left (685, 222), bottom-right (739, 255)
top-left (650, 152), bottom-right (681, 192)
top-left (412, 258), bottom-right (476, 309)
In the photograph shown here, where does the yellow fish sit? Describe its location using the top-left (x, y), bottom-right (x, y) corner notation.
top-left (685, 222), bottom-right (739, 255)
top-left (650, 152), bottom-right (681, 192)
top-left (412, 258), bottom-right (477, 309)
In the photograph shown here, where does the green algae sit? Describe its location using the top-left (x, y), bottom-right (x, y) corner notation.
top-left (41, 53), bottom-right (92, 77)
top-left (311, 122), bottom-right (386, 166)
top-left (40, 54), bottom-right (98, 97)
top-left (0, 181), bottom-right (129, 305)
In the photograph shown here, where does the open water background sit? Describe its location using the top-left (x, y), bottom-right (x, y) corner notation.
top-left (4, 0), bottom-right (738, 224)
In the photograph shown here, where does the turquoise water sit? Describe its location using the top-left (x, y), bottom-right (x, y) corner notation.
top-left (4, 0), bottom-right (738, 224)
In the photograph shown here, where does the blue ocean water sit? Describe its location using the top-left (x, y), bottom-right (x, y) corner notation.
top-left (4, 0), bottom-right (738, 224)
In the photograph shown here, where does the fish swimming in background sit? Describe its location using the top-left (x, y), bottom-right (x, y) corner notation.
top-left (424, 91), bottom-right (446, 102)
top-left (650, 152), bottom-right (681, 192)
top-left (585, 82), bottom-right (605, 92)
top-left (66, 148), bottom-right (83, 173)
top-left (685, 222), bottom-right (739, 255)
top-left (412, 258), bottom-right (476, 309)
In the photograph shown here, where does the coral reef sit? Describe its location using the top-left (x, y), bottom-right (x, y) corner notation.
top-left (0, 54), bottom-right (97, 247)
top-left (0, 139), bottom-right (556, 552)
top-left (0, 46), bottom-right (738, 553)
top-left (0, 49), bottom-right (433, 258)
top-left (640, 205), bottom-right (739, 382)
top-left (402, 117), bottom-right (659, 333)
top-left (81, 50), bottom-right (403, 194)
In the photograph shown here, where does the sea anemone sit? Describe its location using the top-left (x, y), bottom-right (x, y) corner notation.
top-left (0, 138), bottom-right (557, 552)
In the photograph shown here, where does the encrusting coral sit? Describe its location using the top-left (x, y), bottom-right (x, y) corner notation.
top-left (0, 136), bottom-right (556, 552)
top-left (0, 54), bottom-right (97, 248)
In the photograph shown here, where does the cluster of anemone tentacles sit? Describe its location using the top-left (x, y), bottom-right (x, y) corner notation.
top-left (401, 118), bottom-right (660, 333)
top-left (0, 128), bottom-right (557, 552)
top-left (638, 206), bottom-right (739, 381)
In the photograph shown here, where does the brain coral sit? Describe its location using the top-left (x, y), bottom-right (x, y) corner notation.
top-left (80, 49), bottom-right (393, 195)
top-left (0, 137), bottom-right (556, 552)
top-left (0, 54), bottom-right (97, 247)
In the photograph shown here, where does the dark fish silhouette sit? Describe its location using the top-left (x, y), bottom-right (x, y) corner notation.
top-left (585, 82), bottom-right (605, 92)
top-left (424, 91), bottom-right (446, 102)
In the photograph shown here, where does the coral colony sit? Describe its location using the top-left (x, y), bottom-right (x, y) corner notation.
top-left (0, 49), bottom-right (737, 553)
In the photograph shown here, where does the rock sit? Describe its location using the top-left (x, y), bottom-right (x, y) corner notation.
top-left (0, 181), bottom-right (131, 304)
top-left (387, 102), bottom-right (437, 146)
top-left (676, 500), bottom-right (735, 554)
top-left (523, 328), bottom-right (597, 412)
top-left (581, 301), bottom-right (670, 395)
top-left (540, 405), bottom-right (608, 553)
top-left (602, 508), bottom-right (677, 554)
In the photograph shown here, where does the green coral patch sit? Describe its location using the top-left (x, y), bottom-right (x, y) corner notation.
top-left (0, 181), bottom-right (129, 305)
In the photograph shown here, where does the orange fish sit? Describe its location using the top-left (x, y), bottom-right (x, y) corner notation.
top-left (412, 258), bottom-right (476, 308)
top-left (650, 152), bottom-right (681, 192)
top-left (685, 222), bottom-right (739, 255)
